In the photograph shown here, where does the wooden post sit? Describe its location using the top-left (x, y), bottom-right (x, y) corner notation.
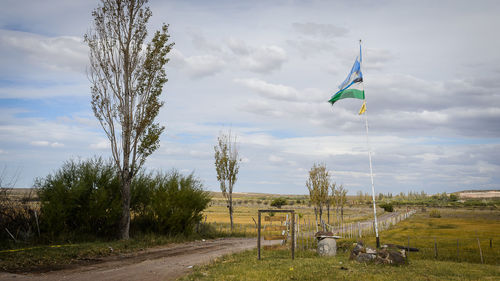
top-left (406, 236), bottom-right (410, 262)
top-left (477, 237), bottom-right (484, 264)
top-left (456, 239), bottom-right (459, 261)
top-left (434, 237), bottom-right (438, 259)
top-left (258, 211), bottom-right (261, 260)
top-left (291, 211), bottom-right (295, 260)
top-left (490, 238), bottom-right (492, 248)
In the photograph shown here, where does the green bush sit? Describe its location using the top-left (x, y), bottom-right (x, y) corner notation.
top-left (36, 158), bottom-right (122, 239)
top-left (131, 171), bottom-right (211, 235)
top-left (429, 209), bottom-right (441, 218)
top-left (379, 202), bottom-right (394, 212)
top-left (270, 198), bottom-right (287, 208)
top-left (37, 157), bottom-right (211, 240)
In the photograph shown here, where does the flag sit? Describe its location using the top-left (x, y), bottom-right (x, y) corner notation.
top-left (358, 100), bottom-right (366, 115)
top-left (328, 45), bottom-right (365, 105)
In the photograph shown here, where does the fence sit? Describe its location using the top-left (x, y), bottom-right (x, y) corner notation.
top-left (396, 236), bottom-right (499, 265)
top-left (200, 211), bottom-right (498, 265)
top-left (293, 210), bottom-right (416, 251)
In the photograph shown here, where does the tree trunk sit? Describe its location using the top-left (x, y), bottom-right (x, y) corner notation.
top-left (327, 205), bottom-right (330, 224)
top-left (341, 206), bottom-right (344, 227)
top-left (119, 175), bottom-right (131, 239)
top-left (229, 203), bottom-right (234, 231)
top-left (318, 205), bottom-right (323, 225)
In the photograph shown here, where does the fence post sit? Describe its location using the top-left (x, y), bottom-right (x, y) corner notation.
top-left (456, 239), bottom-right (459, 261)
top-left (258, 211), bottom-right (261, 260)
top-left (477, 237), bottom-right (484, 264)
top-left (406, 236), bottom-right (410, 263)
top-left (490, 238), bottom-right (492, 249)
top-left (434, 237), bottom-right (438, 259)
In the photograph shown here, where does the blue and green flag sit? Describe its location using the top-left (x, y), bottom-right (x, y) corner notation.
top-left (328, 46), bottom-right (365, 106)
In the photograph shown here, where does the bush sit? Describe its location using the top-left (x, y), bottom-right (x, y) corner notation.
top-left (379, 202), bottom-right (394, 212)
top-left (36, 158), bottom-right (122, 239)
top-left (429, 209), bottom-right (441, 218)
top-left (36, 157), bottom-right (211, 240)
top-left (131, 170), bottom-right (211, 235)
top-left (0, 188), bottom-right (39, 247)
top-left (270, 198), bottom-right (287, 209)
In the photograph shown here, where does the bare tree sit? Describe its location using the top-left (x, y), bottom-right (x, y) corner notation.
top-left (84, 0), bottom-right (173, 239)
top-left (327, 181), bottom-right (336, 224)
top-left (214, 131), bottom-right (241, 231)
top-left (333, 184), bottom-right (347, 226)
top-left (306, 163), bottom-right (330, 228)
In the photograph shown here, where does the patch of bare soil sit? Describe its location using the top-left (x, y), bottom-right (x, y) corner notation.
top-left (0, 237), bottom-right (276, 281)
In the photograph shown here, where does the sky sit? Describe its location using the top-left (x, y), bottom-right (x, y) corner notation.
top-left (1, 0), bottom-right (499, 195)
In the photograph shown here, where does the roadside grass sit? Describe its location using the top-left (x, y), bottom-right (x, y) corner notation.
top-left (180, 248), bottom-right (500, 281)
top-left (0, 232), bottom-right (221, 273)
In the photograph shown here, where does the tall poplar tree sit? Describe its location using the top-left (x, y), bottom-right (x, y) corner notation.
top-left (85, 0), bottom-right (173, 239)
top-left (214, 131), bottom-right (241, 231)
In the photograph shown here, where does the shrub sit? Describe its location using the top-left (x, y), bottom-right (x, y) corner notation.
top-left (379, 202), bottom-right (394, 212)
top-left (0, 188), bottom-right (39, 247)
top-left (37, 157), bottom-right (211, 240)
top-left (36, 158), bottom-right (122, 239)
top-left (131, 171), bottom-right (211, 235)
top-left (429, 209), bottom-right (441, 218)
top-left (270, 198), bottom-right (287, 208)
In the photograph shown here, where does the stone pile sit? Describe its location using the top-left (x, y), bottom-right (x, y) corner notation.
top-left (349, 242), bottom-right (407, 265)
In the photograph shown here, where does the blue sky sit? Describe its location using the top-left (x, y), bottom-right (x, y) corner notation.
top-left (1, 0), bottom-right (499, 195)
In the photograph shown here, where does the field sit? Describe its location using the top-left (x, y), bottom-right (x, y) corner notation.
top-left (182, 207), bottom-right (500, 280)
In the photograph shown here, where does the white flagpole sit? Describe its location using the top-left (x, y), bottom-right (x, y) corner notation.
top-left (363, 106), bottom-right (380, 248)
top-left (360, 39), bottom-right (380, 248)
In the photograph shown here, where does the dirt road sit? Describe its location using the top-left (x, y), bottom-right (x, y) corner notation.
top-left (0, 238), bottom-right (276, 281)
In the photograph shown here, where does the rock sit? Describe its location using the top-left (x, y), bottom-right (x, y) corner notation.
top-left (350, 242), bottom-right (406, 265)
top-left (356, 252), bottom-right (376, 262)
top-left (375, 248), bottom-right (406, 265)
top-left (365, 247), bottom-right (377, 254)
top-left (317, 237), bottom-right (337, 256)
top-left (352, 242), bottom-right (364, 255)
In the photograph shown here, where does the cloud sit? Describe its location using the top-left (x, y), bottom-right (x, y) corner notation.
top-left (235, 78), bottom-right (326, 102)
top-left (0, 29), bottom-right (88, 73)
top-left (168, 48), bottom-right (225, 78)
top-left (234, 78), bottom-right (299, 101)
top-left (90, 139), bottom-right (110, 150)
top-left (30, 141), bottom-right (64, 148)
top-left (241, 45), bottom-right (287, 73)
top-left (292, 22), bottom-right (348, 38)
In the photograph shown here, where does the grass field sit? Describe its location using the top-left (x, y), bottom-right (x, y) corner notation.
top-left (181, 208), bottom-right (500, 280)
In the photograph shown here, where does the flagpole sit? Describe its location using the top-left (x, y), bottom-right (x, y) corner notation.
top-left (363, 105), bottom-right (380, 248)
top-left (359, 39), bottom-right (380, 248)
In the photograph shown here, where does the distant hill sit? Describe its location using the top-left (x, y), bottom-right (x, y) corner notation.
top-left (456, 190), bottom-right (500, 199)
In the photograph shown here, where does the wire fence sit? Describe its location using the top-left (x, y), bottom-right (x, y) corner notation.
top-left (393, 236), bottom-right (499, 265)
top-left (200, 211), bottom-right (499, 265)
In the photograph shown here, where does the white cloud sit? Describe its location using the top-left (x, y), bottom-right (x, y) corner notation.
top-left (292, 22), bottom-right (348, 38)
top-left (238, 45), bottom-right (287, 73)
top-left (0, 29), bottom-right (87, 73)
top-left (168, 48), bottom-right (225, 78)
top-left (90, 139), bottom-right (110, 150)
top-left (234, 78), bottom-right (299, 101)
top-left (30, 141), bottom-right (64, 148)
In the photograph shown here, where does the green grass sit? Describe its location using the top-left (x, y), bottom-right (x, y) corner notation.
top-left (363, 209), bottom-right (500, 265)
top-left (181, 208), bottom-right (500, 280)
top-left (180, 249), bottom-right (500, 281)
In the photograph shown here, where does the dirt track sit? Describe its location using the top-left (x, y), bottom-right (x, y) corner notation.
top-left (0, 238), bottom-right (276, 281)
